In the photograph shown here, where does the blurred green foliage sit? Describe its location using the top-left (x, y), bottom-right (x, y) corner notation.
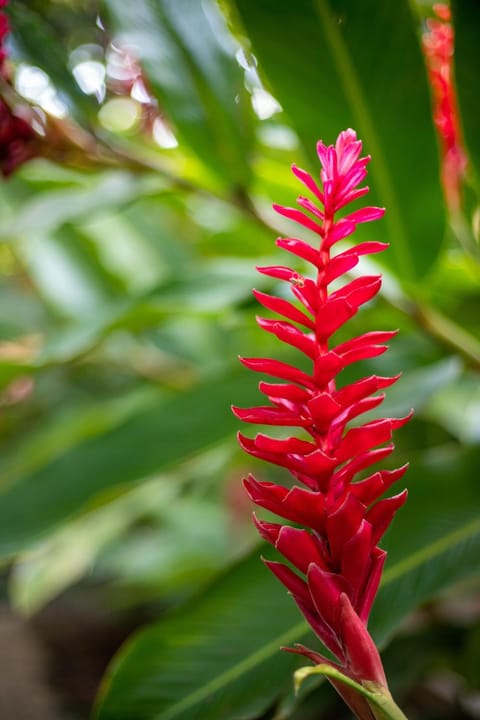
top-left (0, 1), bottom-right (479, 719)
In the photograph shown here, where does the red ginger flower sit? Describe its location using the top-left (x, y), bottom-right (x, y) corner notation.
top-left (233, 129), bottom-right (411, 707)
top-left (423, 3), bottom-right (467, 212)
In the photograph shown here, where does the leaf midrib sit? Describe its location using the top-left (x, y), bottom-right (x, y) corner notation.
top-left (154, 621), bottom-right (307, 720)
top-left (148, 516), bottom-right (480, 719)
top-left (311, 0), bottom-right (415, 281)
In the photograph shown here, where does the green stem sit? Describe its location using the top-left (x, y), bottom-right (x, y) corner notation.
top-left (412, 302), bottom-right (480, 368)
top-left (295, 665), bottom-right (409, 720)
top-left (361, 683), bottom-right (409, 720)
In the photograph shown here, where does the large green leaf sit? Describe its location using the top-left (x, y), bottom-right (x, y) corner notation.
top-left (0, 388), bottom-right (156, 494)
top-left (33, 257), bottom-right (260, 363)
top-left (96, 543), bottom-right (305, 720)
top-left (0, 372), bottom-right (258, 557)
top-left (232, 0), bottom-right (445, 280)
top-left (452, 0), bottom-right (480, 192)
top-left (95, 443), bottom-right (480, 720)
top-left (10, 479), bottom-right (230, 615)
top-left (102, 0), bottom-right (254, 189)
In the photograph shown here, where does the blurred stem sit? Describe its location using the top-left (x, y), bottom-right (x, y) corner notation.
top-left (94, 132), bottom-right (203, 193)
top-left (412, 302), bottom-right (480, 368)
top-left (94, 132), bottom-right (260, 223)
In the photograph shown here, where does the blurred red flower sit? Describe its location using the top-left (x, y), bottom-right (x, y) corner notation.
top-left (423, 3), bottom-right (467, 212)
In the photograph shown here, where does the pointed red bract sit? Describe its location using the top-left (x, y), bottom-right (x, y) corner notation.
top-left (235, 129), bottom-right (411, 692)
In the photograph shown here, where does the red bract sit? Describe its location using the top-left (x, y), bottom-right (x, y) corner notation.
top-left (233, 129), bottom-right (411, 710)
top-left (422, 3), bottom-right (467, 212)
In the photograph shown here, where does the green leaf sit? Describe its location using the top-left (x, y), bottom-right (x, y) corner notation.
top-left (96, 545), bottom-right (305, 720)
top-left (9, 488), bottom-right (140, 615)
top-left (233, 0), bottom-right (445, 280)
top-left (0, 388), bottom-right (156, 495)
top-left (0, 172), bottom-right (163, 239)
top-left (372, 443), bottom-right (480, 645)
top-left (423, 372), bottom-right (480, 444)
top-left (367, 356), bottom-right (462, 419)
top-left (452, 0), bottom-right (480, 192)
top-left (17, 226), bottom-right (126, 320)
top-left (10, 479), bottom-right (229, 614)
top-left (102, 0), bottom-right (254, 189)
top-left (0, 372), bottom-right (258, 557)
top-left (33, 257), bottom-right (259, 363)
top-left (94, 493), bottom-right (232, 599)
top-left (95, 443), bottom-right (480, 720)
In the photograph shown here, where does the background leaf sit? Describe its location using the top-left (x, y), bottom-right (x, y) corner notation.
top-left (0, 372), bottom-right (257, 557)
top-left (452, 0), bottom-right (480, 193)
top-left (95, 444), bottom-right (480, 720)
top-left (232, 0), bottom-right (445, 280)
top-left (102, 0), bottom-right (255, 189)
top-left (6, 1), bottom-right (98, 122)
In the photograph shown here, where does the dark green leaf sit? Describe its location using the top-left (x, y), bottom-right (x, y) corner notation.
top-left (0, 172), bottom-right (163, 239)
top-left (96, 544), bottom-right (305, 720)
top-left (0, 372), bottom-right (258, 557)
top-left (6, 2), bottom-right (97, 123)
top-left (233, 0), bottom-right (445, 280)
top-left (34, 258), bottom-right (259, 363)
top-left (452, 0), bottom-right (480, 192)
top-left (95, 443), bottom-right (480, 720)
top-left (102, 0), bottom-right (255, 189)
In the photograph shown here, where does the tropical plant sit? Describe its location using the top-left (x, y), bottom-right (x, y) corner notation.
top-left (0, 1), bottom-right (479, 719)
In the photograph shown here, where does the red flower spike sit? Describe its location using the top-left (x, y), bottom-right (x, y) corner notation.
top-left (234, 129), bottom-right (412, 704)
top-left (258, 381), bottom-right (310, 403)
top-left (422, 4), bottom-right (467, 211)
top-left (263, 559), bottom-right (311, 606)
top-left (366, 490), bottom-right (409, 545)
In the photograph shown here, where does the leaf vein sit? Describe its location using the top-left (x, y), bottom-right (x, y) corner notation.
top-left (153, 517), bottom-right (480, 718)
top-left (312, 0), bottom-right (414, 279)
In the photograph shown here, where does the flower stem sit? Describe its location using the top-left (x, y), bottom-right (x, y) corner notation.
top-left (295, 666), bottom-right (409, 720)
top-left (364, 688), bottom-right (409, 720)
top-left (412, 302), bottom-right (480, 368)
top-left (346, 684), bottom-right (409, 720)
